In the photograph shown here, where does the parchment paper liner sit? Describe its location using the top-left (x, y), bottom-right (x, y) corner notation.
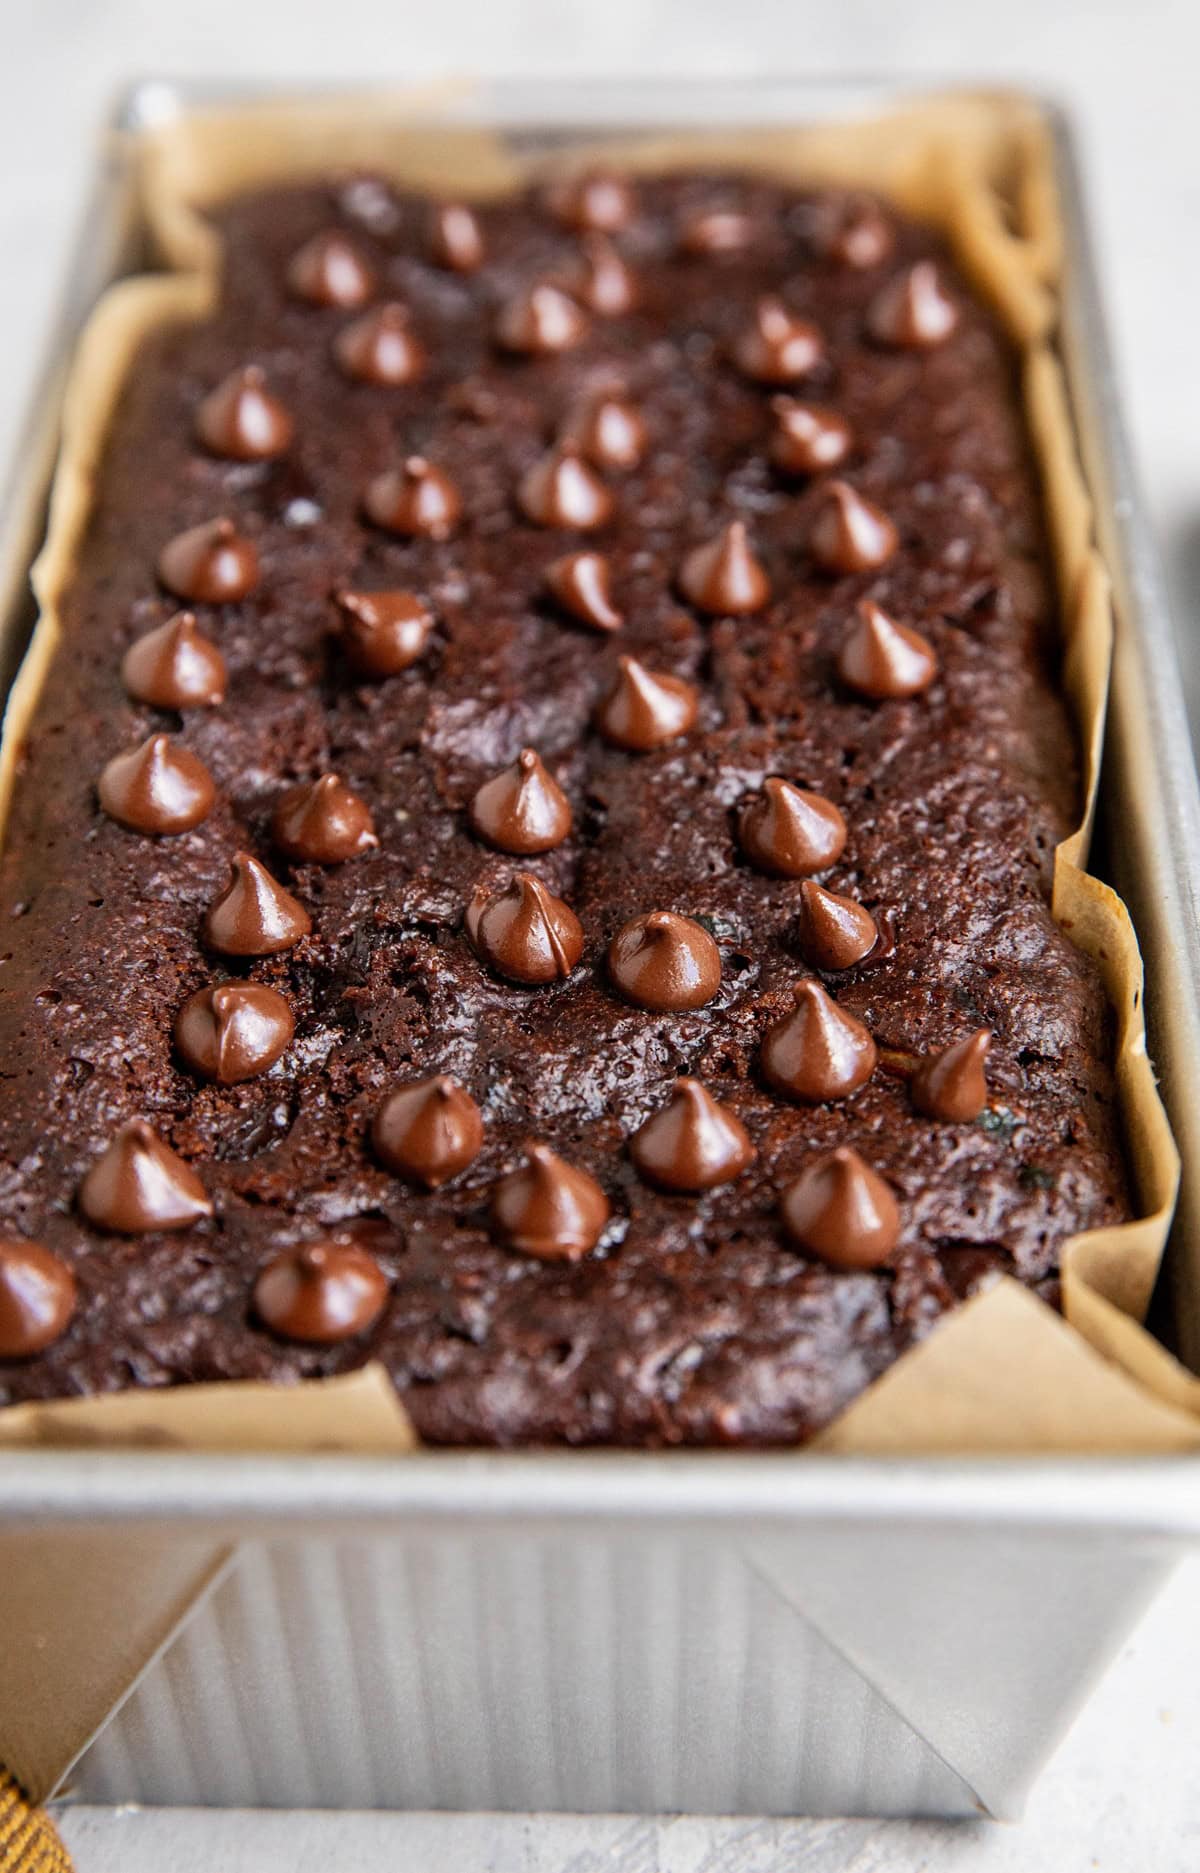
top-left (0, 86), bottom-right (1192, 1798)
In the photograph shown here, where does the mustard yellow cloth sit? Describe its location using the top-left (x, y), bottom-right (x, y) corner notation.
top-left (0, 1771), bottom-right (71, 1873)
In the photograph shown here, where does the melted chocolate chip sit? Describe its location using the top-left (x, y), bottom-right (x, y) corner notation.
top-left (98, 734), bottom-right (216, 835)
top-left (780, 1147), bottom-right (900, 1267)
top-left (334, 303), bottom-right (426, 385)
top-left (287, 230), bottom-right (376, 308)
top-left (519, 445), bottom-right (614, 529)
top-left (158, 518), bottom-right (260, 604)
top-left (496, 283), bottom-right (588, 355)
top-left (732, 296), bottom-right (823, 384)
top-left (373, 1075), bottom-right (484, 1187)
top-left (470, 749), bottom-right (572, 854)
top-left (838, 600), bottom-right (938, 700)
top-left (869, 261), bottom-right (959, 348)
top-left (79, 1119), bottom-right (212, 1233)
top-left (203, 853), bottom-right (312, 957)
top-left (491, 1143), bottom-right (610, 1260)
top-left (364, 455), bottom-right (461, 538)
top-left (335, 588), bottom-right (434, 676)
top-left (796, 881), bottom-right (879, 971)
top-left (121, 612), bottom-right (227, 710)
top-left (608, 911), bottom-right (721, 1012)
top-left (769, 398), bottom-right (853, 476)
top-left (175, 983), bottom-right (295, 1084)
top-left (430, 201), bottom-right (485, 272)
top-left (912, 1029), bottom-right (992, 1122)
top-left (466, 872), bottom-right (584, 984)
top-left (545, 551), bottom-right (623, 631)
top-left (739, 779), bottom-right (847, 878)
top-left (272, 774), bottom-right (378, 863)
top-left (760, 979), bottom-right (877, 1103)
top-left (678, 520), bottom-right (772, 616)
top-left (809, 481), bottom-right (899, 575)
top-left (194, 366), bottom-right (294, 461)
top-left (595, 656), bottom-right (698, 751)
top-left (0, 1239), bottom-right (76, 1358)
top-left (630, 1078), bottom-right (755, 1192)
top-left (254, 1239), bottom-right (388, 1343)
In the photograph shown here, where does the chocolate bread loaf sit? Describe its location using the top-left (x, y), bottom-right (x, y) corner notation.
top-left (0, 167), bottom-right (1129, 1442)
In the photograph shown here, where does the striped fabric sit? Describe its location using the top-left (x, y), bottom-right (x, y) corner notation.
top-left (0, 1770), bottom-right (71, 1873)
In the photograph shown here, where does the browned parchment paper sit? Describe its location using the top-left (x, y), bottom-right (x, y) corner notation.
top-left (0, 82), bottom-right (1195, 1799)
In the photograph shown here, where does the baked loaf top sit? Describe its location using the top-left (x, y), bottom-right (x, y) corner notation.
top-left (0, 167), bottom-right (1128, 1442)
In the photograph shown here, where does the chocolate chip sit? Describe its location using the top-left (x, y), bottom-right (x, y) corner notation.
top-left (98, 734), bottom-right (215, 835)
top-left (334, 303), bottom-right (426, 385)
top-left (373, 1076), bottom-right (484, 1187)
top-left (546, 168), bottom-right (635, 233)
top-left (254, 1239), bottom-right (388, 1343)
top-left (796, 880), bottom-right (878, 971)
top-left (826, 196), bottom-right (894, 270)
top-left (469, 749), bottom-right (572, 854)
top-left (594, 656), bottom-right (698, 751)
top-left (175, 983), bottom-right (294, 1084)
top-left (630, 1078), bottom-right (754, 1191)
top-left (679, 208), bottom-right (754, 255)
top-left (194, 366), bottom-right (293, 460)
top-left (678, 520), bottom-right (771, 616)
top-left (569, 235), bottom-right (638, 315)
top-left (732, 295), bottom-right (823, 384)
top-left (121, 612), bottom-right (227, 710)
top-left (608, 911), bottom-right (721, 1012)
top-left (869, 261), bottom-right (959, 348)
top-left (545, 551), bottom-right (623, 631)
top-left (760, 980), bottom-right (877, 1103)
top-left (780, 1147), bottom-right (900, 1266)
top-left (0, 1239), bottom-right (77, 1358)
top-left (809, 481), bottom-right (898, 575)
top-left (838, 600), bottom-right (937, 699)
top-left (79, 1119), bottom-right (212, 1233)
top-left (912, 1030), bottom-right (992, 1122)
top-left (769, 398), bottom-right (853, 476)
top-left (562, 391), bottom-right (646, 471)
top-left (491, 1143), bottom-right (610, 1259)
top-left (466, 872), bottom-right (583, 984)
top-left (519, 445), bottom-right (614, 529)
top-left (271, 774), bottom-right (378, 863)
top-left (158, 518), bottom-right (260, 604)
top-left (738, 779), bottom-right (847, 878)
top-left (335, 589), bottom-right (434, 677)
top-left (496, 282), bottom-right (588, 355)
top-left (203, 853), bottom-right (312, 957)
top-left (287, 230), bottom-right (376, 308)
top-left (430, 202), bottom-right (485, 272)
top-left (364, 455), bottom-right (461, 538)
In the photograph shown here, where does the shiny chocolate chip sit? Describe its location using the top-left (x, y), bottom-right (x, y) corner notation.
top-left (175, 983), bottom-right (294, 1084)
top-left (79, 1119), bottom-right (212, 1234)
top-left (760, 980), bottom-right (877, 1104)
top-left (491, 1143), bottom-right (610, 1260)
top-left (373, 1076), bottom-right (484, 1188)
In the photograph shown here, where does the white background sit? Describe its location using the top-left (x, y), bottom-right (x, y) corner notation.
top-left (4, 1), bottom-right (1198, 1866)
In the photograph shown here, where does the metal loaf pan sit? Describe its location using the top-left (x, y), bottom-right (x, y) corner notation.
top-left (2, 78), bottom-right (1200, 1823)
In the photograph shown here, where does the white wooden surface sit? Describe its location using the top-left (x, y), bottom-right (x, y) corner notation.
top-left (6, 1), bottom-right (1200, 1865)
